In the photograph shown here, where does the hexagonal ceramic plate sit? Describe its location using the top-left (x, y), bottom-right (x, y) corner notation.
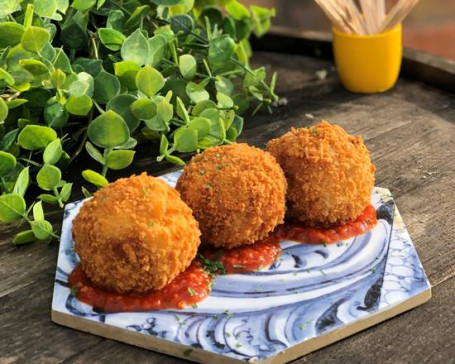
top-left (51, 170), bottom-right (431, 364)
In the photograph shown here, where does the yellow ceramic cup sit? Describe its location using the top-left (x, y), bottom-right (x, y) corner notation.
top-left (333, 24), bottom-right (402, 93)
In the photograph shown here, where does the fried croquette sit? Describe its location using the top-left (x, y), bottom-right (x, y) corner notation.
top-left (267, 121), bottom-right (375, 226)
top-left (72, 173), bottom-right (201, 294)
top-left (176, 143), bottom-right (287, 248)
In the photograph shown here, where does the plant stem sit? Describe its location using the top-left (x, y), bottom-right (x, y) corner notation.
top-left (53, 187), bottom-right (63, 208)
top-left (68, 127), bottom-right (89, 165)
top-left (93, 100), bottom-right (104, 114)
top-left (89, 32), bottom-right (99, 60)
top-left (0, 177), bottom-right (8, 193)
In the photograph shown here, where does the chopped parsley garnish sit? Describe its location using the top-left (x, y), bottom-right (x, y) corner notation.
top-left (215, 165), bottom-right (223, 170)
top-left (148, 221), bottom-right (155, 228)
top-left (183, 348), bottom-right (193, 357)
top-left (188, 287), bottom-right (196, 296)
top-left (299, 323), bottom-right (305, 330)
top-left (370, 268), bottom-right (376, 273)
top-left (213, 314), bottom-right (219, 319)
top-left (205, 182), bottom-right (213, 189)
top-left (70, 286), bottom-right (78, 296)
top-left (235, 343), bottom-right (242, 348)
top-left (198, 251), bottom-right (225, 276)
top-left (142, 187), bottom-right (150, 196)
top-left (365, 218), bottom-right (371, 224)
top-left (322, 241), bottom-right (328, 247)
top-left (310, 129), bottom-right (319, 135)
top-left (225, 332), bottom-right (231, 337)
top-left (198, 169), bottom-right (206, 175)
top-left (191, 303), bottom-right (198, 309)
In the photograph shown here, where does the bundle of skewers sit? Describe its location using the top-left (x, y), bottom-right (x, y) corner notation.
top-left (314, 0), bottom-right (420, 35)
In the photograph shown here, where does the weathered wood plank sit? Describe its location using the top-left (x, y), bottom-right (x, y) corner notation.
top-left (1, 49), bottom-right (455, 363)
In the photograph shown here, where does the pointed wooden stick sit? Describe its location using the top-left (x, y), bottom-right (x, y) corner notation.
top-left (380, 0), bottom-right (420, 32)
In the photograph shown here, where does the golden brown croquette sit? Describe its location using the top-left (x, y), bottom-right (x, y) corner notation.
top-left (72, 173), bottom-right (201, 294)
top-left (176, 143), bottom-right (287, 248)
top-left (267, 121), bottom-right (375, 226)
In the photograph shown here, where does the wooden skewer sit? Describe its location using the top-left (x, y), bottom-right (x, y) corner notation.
top-left (380, 0), bottom-right (420, 32)
top-left (314, 0), bottom-right (420, 35)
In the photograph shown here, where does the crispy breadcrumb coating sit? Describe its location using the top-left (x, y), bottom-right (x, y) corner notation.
top-left (267, 121), bottom-right (375, 226)
top-left (72, 173), bottom-right (201, 294)
top-left (176, 143), bottom-right (287, 248)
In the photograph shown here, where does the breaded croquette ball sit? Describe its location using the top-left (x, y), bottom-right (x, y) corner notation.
top-left (176, 143), bottom-right (287, 248)
top-left (267, 121), bottom-right (375, 226)
top-left (72, 173), bottom-right (201, 294)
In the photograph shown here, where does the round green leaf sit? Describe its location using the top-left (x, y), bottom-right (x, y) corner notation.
top-left (226, 1), bottom-right (250, 20)
top-left (43, 138), bottom-right (62, 165)
top-left (0, 194), bottom-right (26, 223)
top-left (174, 127), bottom-right (198, 152)
top-left (186, 81), bottom-right (209, 103)
top-left (98, 28), bottom-right (126, 51)
top-left (148, 34), bottom-right (167, 67)
top-left (13, 167), bottom-right (29, 196)
top-left (85, 141), bottom-right (105, 164)
top-left (0, 151), bottom-right (16, 176)
top-left (18, 125), bottom-right (57, 150)
top-left (33, 201), bottom-right (45, 221)
top-left (192, 99), bottom-right (217, 116)
top-left (34, 0), bottom-right (58, 17)
top-left (72, 0), bottom-right (96, 12)
top-left (106, 94), bottom-right (139, 131)
top-left (188, 117), bottom-right (211, 139)
top-left (19, 59), bottom-right (48, 75)
top-left (209, 35), bottom-right (236, 64)
top-left (65, 95), bottom-right (93, 116)
top-left (30, 220), bottom-right (53, 240)
top-left (38, 194), bottom-right (59, 204)
top-left (0, 67), bottom-right (15, 86)
top-left (50, 69), bottom-right (66, 89)
top-left (13, 230), bottom-right (36, 245)
top-left (105, 150), bottom-right (135, 170)
top-left (217, 92), bottom-right (234, 108)
top-left (93, 71), bottom-right (120, 104)
top-left (21, 26), bottom-right (51, 53)
top-left (82, 169), bottom-right (108, 187)
top-left (0, 98), bottom-right (8, 121)
top-left (170, 14), bottom-right (194, 35)
top-left (0, 22), bottom-right (25, 48)
top-left (114, 60), bottom-right (140, 90)
top-left (60, 182), bottom-right (72, 202)
top-left (179, 54), bottom-right (196, 80)
top-left (130, 98), bottom-right (157, 120)
top-left (136, 66), bottom-right (165, 97)
top-left (88, 110), bottom-right (130, 148)
top-left (232, 93), bottom-right (250, 114)
top-left (44, 97), bottom-right (69, 128)
top-left (215, 76), bottom-right (234, 95)
top-left (37, 164), bottom-right (61, 191)
top-left (121, 29), bottom-right (149, 66)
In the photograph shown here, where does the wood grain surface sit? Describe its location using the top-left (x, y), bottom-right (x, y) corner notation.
top-left (1, 49), bottom-right (455, 364)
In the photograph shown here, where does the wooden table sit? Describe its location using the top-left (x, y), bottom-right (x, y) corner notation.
top-left (2, 33), bottom-right (455, 363)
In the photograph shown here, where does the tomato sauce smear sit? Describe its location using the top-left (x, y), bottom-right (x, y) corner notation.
top-left (68, 205), bottom-right (376, 312)
top-left (69, 263), bottom-right (212, 312)
top-left (270, 204), bottom-right (377, 245)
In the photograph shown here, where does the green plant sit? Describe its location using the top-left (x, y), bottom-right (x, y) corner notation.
top-left (0, 0), bottom-right (277, 244)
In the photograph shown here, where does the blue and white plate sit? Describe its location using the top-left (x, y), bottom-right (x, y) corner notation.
top-left (52, 170), bottom-right (431, 364)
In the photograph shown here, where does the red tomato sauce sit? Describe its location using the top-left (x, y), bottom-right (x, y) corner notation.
top-left (199, 240), bottom-right (283, 274)
top-left (268, 204), bottom-right (377, 245)
top-left (68, 205), bottom-right (376, 312)
top-left (69, 263), bottom-right (212, 312)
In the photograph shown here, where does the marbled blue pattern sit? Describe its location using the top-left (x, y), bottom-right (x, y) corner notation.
top-left (52, 171), bottom-right (431, 362)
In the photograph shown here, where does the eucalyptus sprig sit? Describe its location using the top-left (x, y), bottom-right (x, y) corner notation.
top-left (0, 0), bottom-right (278, 244)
